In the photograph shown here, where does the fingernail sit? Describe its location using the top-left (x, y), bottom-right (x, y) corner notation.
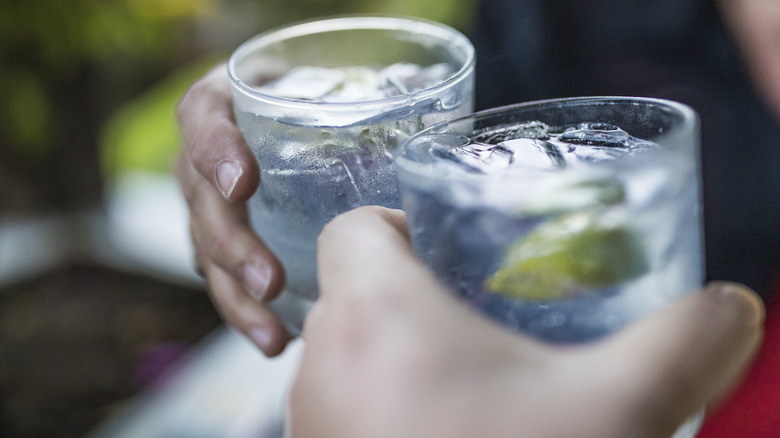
top-left (242, 262), bottom-right (271, 301)
top-left (708, 281), bottom-right (752, 300)
top-left (249, 328), bottom-right (272, 351)
top-left (216, 160), bottom-right (242, 199)
top-left (706, 281), bottom-right (764, 325)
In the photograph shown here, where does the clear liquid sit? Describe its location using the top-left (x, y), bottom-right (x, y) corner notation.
top-left (235, 64), bottom-right (473, 331)
top-left (238, 112), bottom-right (405, 301)
top-left (399, 121), bottom-right (702, 343)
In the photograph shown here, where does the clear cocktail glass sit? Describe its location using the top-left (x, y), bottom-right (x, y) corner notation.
top-left (228, 15), bottom-right (475, 333)
top-left (394, 97), bottom-right (703, 437)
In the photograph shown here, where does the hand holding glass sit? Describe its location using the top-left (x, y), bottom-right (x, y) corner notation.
top-left (395, 97), bottom-right (704, 436)
top-left (228, 15), bottom-right (475, 333)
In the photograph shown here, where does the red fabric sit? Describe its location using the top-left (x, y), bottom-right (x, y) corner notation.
top-left (698, 280), bottom-right (780, 438)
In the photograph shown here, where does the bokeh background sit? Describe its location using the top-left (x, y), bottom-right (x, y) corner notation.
top-left (0, 1), bottom-right (474, 437)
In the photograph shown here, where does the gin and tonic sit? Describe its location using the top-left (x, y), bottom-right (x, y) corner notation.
top-left (395, 97), bottom-right (703, 343)
top-left (228, 16), bottom-right (475, 332)
top-left (395, 97), bottom-right (703, 437)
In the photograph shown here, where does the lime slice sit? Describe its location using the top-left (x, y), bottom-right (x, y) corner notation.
top-left (484, 211), bottom-right (647, 300)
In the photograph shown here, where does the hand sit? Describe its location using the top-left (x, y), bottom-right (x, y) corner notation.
top-left (176, 63), bottom-right (291, 356)
top-left (289, 206), bottom-right (764, 438)
top-left (718, 0), bottom-right (780, 123)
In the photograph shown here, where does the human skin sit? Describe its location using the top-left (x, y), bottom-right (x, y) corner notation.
top-left (287, 206), bottom-right (764, 438)
top-left (718, 0), bottom-right (780, 124)
top-left (176, 64), bottom-right (291, 356)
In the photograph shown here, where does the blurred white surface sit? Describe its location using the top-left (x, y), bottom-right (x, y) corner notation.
top-left (103, 171), bottom-right (203, 286)
top-left (0, 171), bottom-right (202, 288)
top-left (3, 171), bottom-right (303, 437)
top-left (88, 330), bottom-right (302, 438)
top-left (0, 213), bottom-right (72, 286)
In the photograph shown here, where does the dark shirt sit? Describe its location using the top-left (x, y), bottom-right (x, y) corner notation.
top-left (472, 0), bottom-right (780, 297)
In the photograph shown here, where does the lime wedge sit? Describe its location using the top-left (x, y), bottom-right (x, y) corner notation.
top-left (484, 211), bottom-right (647, 300)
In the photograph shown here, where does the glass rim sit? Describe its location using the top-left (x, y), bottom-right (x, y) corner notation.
top-left (227, 14), bottom-right (476, 112)
top-left (394, 96), bottom-right (699, 175)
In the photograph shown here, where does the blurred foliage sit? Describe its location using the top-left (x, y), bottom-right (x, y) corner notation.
top-left (0, 67), bottom-right (52, 162)
top-left (0, 0), bottom-right (214, 165)
top-left (97, 0), bottom-right (475, 180)
top-left (0, 0), bottom-right (475, 203)
top-left (0, 0), bottom-right (213, 69)
top-left (260, 0), bottom-right (476, 31)
top-left (100, 58), bottom-right (220, 179)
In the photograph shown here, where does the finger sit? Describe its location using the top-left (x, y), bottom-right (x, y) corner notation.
top-left (177, 63), bottom-right (259, 202)
top-left (204, 262), bottom-right (292, 356)
top-left (313, 205), bottom-right (533, 339)
top-left (595, 282), bottom-right (765, 436)
top-left (308, 206), bottom-right (438, 342)
top-left (191, 183), bottom-right (286, 302)
top-left (309, 205), bottom-right (493, 360)
top-left (316, 206), bottom-right (442, 305)
top-left (179, 152), bottom-right (285, 302)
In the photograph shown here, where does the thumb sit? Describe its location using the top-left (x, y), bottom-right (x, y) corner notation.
top-left (598, 282), bottom-right (764, 437)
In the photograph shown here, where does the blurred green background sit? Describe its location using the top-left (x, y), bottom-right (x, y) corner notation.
top-left (0, 0), bottom-right (475, 212)
top-left (0, 1), bottom-right (474, 437)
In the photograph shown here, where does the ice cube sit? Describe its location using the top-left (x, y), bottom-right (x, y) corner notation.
top-left (380, 63), bottom-right (421, 95)
top-left (473, 121), bottom-right (551, 144)
top-left (473, 129), bottom-right (516, 145)
top-left (422, 63), bottom-right (454, 83)
top-left (259, 62), bottom-right (454, 103)
top-left (500, 138), bottom-right (566, 170)
top-left (430, 137), bottom-right (566, 174)
top-left (431, 142), bottom-right (514, 173)
top-left (320, 67), bottom-right (383, 102)
top-left (557, 123), bottom-right (631, 147)
top-left (571, 145), bottom-right (632, 163)
top-left (553, 123), bottom-right (661, 164)
top-left (260, 66), bottom-right (346, 100)
top-left (379, 62), bottom-right (454, 97)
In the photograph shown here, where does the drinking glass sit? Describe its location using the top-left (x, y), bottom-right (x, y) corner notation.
top-left (228, 15), bottom-right (475, 333)
top-left (395, 97), bottom-right (703, 437)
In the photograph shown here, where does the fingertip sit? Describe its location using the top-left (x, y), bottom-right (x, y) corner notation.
top-left (205, 264), bottom-right (292, 357)
top-left (604, 280), bottom-right (767, 429)
top-left (321, 206), bottom-right (409, 250)
top-left (248, 325), bottom-right (292, 357)
top-left (702, 281), bottom-right (765, 333)
top-left (178, 67), bottom-right (259, 203)
top-left (377, 207), bottom-right (410, 240)
top-left (225, 155), bottom-right (260, 202)
top-left (240, 257), bottom-right (286, 303)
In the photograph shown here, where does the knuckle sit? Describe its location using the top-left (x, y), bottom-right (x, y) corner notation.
top-left (206, 222), bottom-right (245, 265)
top-left (177, 76), bottom-right (212, 124)
top-left (207, 226), bottom-right (233, 258)
top-left (190, 119), bottom-right (240, 173)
